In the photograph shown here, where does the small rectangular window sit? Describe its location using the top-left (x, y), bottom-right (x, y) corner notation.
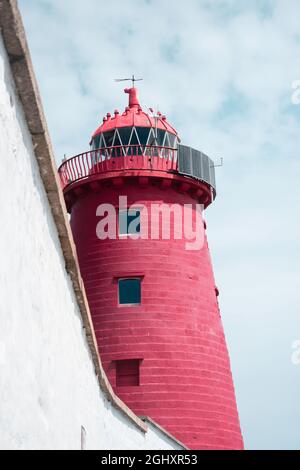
top-left (118, 278), bottom-right (141, 305)
top-left (119, 208), bottom-right (141, 236)
top-left (116, 359), bottom-right (140, 387)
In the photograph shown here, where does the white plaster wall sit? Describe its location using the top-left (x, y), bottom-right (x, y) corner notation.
top-left (0, 34), bottom-right (181, 451)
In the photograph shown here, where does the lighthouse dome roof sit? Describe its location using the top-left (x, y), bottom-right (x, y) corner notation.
top-left (91, 87), bottom-right (179, 150)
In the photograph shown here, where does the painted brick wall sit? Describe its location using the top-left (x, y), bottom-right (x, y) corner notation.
top-left (0, 32), bottom-right (182, 451)
top-left (70, 184), bottom-right (244, 450)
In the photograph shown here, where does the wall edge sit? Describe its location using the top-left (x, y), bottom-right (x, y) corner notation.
top-left (0, 0), bottom-right (148, 434)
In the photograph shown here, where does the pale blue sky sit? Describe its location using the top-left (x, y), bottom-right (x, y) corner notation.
top-left (18, 0), bottom-right (300, 449)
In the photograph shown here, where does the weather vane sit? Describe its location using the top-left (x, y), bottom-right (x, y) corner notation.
top-left (115, 74), bottom-right (143, 88)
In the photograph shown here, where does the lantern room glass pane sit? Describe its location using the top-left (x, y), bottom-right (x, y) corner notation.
top-left (93, 135), bottom-right (100, 149)
top-left (113, 132), bottom-right (122, 147)
top-left (118, 127), bottom-right (132, 146)
top-left (129, 129), bottom-right (143, 155)
top-left (147, 129), bottom-right (156, 146)
top-left (164, 132), bottom-right (170, 147)
top-left (104, 130), bottom-right (115, 147)
top-left (168, 133), bottom-right (176, 148)
top-left (118, 278), bottom-right (141, 305)
top-left (136, 127), bottom-right (150, 146)
top-left (99, 134), bottom-right (106, 148)
top-left (156, 129), bottom-right (165, 146)
top-left (129, 129), bottom-right (139, 146)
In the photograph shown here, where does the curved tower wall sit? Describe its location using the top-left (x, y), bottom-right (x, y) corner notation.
top-left (69, 182), bottom-right (243, 450)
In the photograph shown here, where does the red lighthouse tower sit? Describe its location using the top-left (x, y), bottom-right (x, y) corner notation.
top-left (58, 85), bottom-right (243, 450)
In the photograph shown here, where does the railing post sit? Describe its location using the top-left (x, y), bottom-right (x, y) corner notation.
top-left (58, 145), bottom-right (180, 189)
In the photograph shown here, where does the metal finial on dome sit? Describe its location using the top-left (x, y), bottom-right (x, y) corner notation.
top-left (115, 75), bottom-right (143, 109)
top-left (124, 87), bottom-right (141, 109)
top-left (92, 80), bottom-right (179, 138)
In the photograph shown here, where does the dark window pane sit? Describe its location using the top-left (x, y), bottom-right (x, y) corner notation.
top-left (93, 135), bottom-right (100, 149)
top-left (112, 132), bottom-right (123, 156)
top-left (136, 127), bottom-right (150, 145)
top-left (113, 132), bottom-right (121, 147)
top-left (129, 129), bottom-right (143, 155)
top-left (99, 134), bottom-right (106, 148)
top-left (168, 133), bottom-right (176, 148)
top-left (118, 278), bottom-right (141, 305)
top-left (119, 209), bottom-right (141, 235)
top-left (147, 129), bottom-right (156, 146)
top-left (116, 359), bottom-right (140, 387)
top-left (104, 130), bottom-right (115, 147)
top-left (156, 129), bottom-right (165, 146)
top-left (129, 128), bottom-right (139, 145)
top-left (118, 127), bottom-right (132, 146)
top-left (164, 132), bottom-right (170, 147)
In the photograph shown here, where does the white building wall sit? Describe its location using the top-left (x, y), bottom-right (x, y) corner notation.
top-left (0, 34), bottom-right (181, 451)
